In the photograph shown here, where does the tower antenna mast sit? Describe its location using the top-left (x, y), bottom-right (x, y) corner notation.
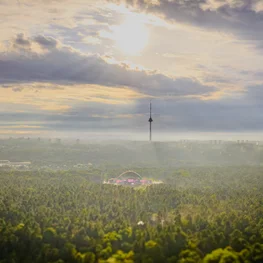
top-left (149, 101), bottom-right (153, 141)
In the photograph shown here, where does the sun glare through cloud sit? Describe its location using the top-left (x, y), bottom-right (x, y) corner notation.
top-left (112, 18), bottom-right (149, 55)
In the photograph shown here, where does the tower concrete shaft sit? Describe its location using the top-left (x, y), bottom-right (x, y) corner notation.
top-left (149, 102), bottom-right (153, 141)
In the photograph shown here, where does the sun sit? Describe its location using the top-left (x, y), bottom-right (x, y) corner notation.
top-left (112, 18), bottom-right (149, 55)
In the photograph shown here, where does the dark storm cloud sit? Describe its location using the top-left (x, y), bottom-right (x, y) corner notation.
top-left (0, 34), bottom-right (216, 97)
top-left (112, 0), bottom-right (263, 47)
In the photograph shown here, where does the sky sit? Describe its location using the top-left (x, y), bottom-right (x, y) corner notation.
top-left (1, 0), bottom-right (263, 140)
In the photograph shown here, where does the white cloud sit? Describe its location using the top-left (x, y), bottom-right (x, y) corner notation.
top-left (82, 36), bottom-right (101, 45)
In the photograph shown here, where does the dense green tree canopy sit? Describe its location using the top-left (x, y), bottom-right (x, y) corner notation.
top-left (0, 165), bottom-right (263, 262)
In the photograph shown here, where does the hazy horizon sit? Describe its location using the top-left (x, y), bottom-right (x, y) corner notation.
top-left (3, 131), bottom-right (263, 142)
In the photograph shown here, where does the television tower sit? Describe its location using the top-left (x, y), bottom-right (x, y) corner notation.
top-left (149, 101), bottom-right (153, 141)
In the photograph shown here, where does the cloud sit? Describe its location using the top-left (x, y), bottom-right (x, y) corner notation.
top-left (2, 81), bottom-right (263, 134)
top-left (111, 0), bottom-right (263, 47)
top-left (0, 34), bottom-right (216, 98)
top-left (34, 35), bottom-right (58, 49)
top-left (244, 84), bottom-right (263, 101)
top-left (81, 36), bottom-right (101, 45)
top-left (12, 87), bottom-right (24, 92)
top-left (13, 33), bottom-right (31, 48)
top-left (0, 83), bottom-right (142, 112)
top-left (1, 1), bottom-right (263, 135)
top-left (0, 0), bottom-right (105, 45)
top-left (28, 90), bottom-right (263, 133)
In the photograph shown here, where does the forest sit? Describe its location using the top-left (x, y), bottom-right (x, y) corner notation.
top-left (1, 165), bottom-right (263, 263)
